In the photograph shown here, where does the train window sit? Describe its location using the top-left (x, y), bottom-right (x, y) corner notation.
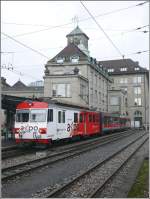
top-left (16, 110), bottom-right (29, 122)
top-left (80, 114), bottom-right (83, 123)
top-left (58, 111), bottom-right (61, 123)
top-left (62, 111), bottom-right (65, 123)
top-left (89, 114), bottom-right (92, 122)
top-left (93, 115), bottom-right (95, 123)
top-left (58, 111), bottom-right (65, 123)
top-left (74, 113), bottom-right (78, 123)
top-left (30, 109), bottom-right (47, 122)
top-left (47, 109), bottom-right (53, 122)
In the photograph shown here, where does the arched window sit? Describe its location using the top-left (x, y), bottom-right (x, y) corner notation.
top-left (134, 110), bottom-right (142, 116)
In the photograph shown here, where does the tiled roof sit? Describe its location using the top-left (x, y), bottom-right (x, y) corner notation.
top-left (66, 26), bottom-right (89, 39)
top-left (49, 43), bottom-right (88, 62)
top-left (99, 59), bottom-right (148, 75)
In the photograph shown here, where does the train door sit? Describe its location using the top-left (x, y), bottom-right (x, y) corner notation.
top-left (47, 108), bottom-right (57, 140)
top-left (56, 109), bottom-right (67, 139)
top-left (79, 112), bottom-right (86, 135)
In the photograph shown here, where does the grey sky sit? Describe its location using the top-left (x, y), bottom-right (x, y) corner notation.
top-left (1, 1), bottom-right (149, 86)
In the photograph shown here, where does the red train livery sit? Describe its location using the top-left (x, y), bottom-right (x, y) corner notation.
top-left (13, 100), bottom-right (131, 146)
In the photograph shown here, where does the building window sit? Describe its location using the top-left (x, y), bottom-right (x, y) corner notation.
top-left (95, 90), bottom-right (98, 103)
top-left (95, 75), bottom-right (97, 85)
top-left (134, 67), bottom-right (140, 71)
top-left (110, 96), bottom-right (120, 105)
top-left (90, 88), bottom-right (93, 104)
top-left (56, 57), bottom-right (64, 64)
top-left (134, 110), bottom-right (142, 116)
top-left (134, 98), bottom-right (141, 106)
top-left (80, 84), bottom-right (88, 102)
top-left (134, 87), bottom-right (141, 94)
top-left (120, 68), bottom-right (127, 71)
top-left (52, 83), bottom-right (70, 97)
top-left (121, 87), bottom-right (127, 92)
top-left (70, 55), bottom-right (79, 63)
top-left (120, 78), bottom-right (128, 84)
top-left (107, 69), bottom-right (114, 72)
top-left (133, 76), bottom-right (142, 83)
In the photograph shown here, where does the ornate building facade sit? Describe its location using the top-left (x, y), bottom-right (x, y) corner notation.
top-left (44, 26), bottom-right (112, 111)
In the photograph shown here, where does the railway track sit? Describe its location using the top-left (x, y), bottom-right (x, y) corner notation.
top-left (2, 130), bottom-right (136, 182)
top-left (36, 132), bottom-right (147, 198)
top-left (2, 144), bottom-right (40, 160)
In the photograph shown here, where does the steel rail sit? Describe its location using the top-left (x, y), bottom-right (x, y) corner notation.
top-left (2, 130), bottom-right (135, 182)
top-left (89, 137), bottom-right (148, 198)
top-left (2, 130), bottom-right (131, 171)
top-left (44, 133), bottom-right (148, 198)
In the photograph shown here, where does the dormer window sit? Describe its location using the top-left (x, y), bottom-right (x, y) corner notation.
top-left (120, 68), bottom-right (127, 71)
top-left (56, 57), bottom-right (64, 64)
top-left (70, 55), bottom-right (79, 63)
top-left (107, 69), bottom-right (114, 72)
top-left (134, 67), bottom-right (140, 71)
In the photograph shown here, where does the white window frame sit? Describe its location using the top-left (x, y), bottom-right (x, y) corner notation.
top-left (134, 87), bottom-right (141, 94)
top-left (133, 76), bottom-right (142, 83)
top-left (120, 78), bottom-right (128, 84)
top-left (70, 55), bottom-right (79, 63)
top-left (52, 83), bottom-right (71, 97)
top-left (110, 96), bottom-right (120, 105)
top-left (134, 67), bottom-right (140, 71)
top-left (120, 68), bottom-right (127, 71)
top-left (56, 57), bottom-right (64, 64)
top-left (134, 97), bottom-right (142, 106)
top-left (107, 68), bottom-right (114, 72)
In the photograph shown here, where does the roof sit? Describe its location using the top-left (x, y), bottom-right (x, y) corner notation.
top-left (12, 80), bottom-right (27, 88)
top-left (66, 26), bottom-right (89, 40)
top-left (49, 43), bottom-right (88, 62)
top-left (99, 59), bottom-right (148, 75)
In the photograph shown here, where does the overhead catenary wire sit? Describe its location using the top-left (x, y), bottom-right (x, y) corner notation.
top-left (98, 50), bottom-right (149, 60)
top-left (2, 1), bottom-right (148, 28)
top-left (80, 1), bottom-right (124, 59)
top-left (1, 1), bottom-right (148, 40)
top-left (1, 65), bottom-right (41, 81)
top-left (1, 32), bottom-right (49, 59)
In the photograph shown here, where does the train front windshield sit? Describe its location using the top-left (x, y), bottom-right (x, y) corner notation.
top-left (16, 109), bottom-right (47, 122)
top-left (16, 110), bottom-right (29, 122)
top-left (30, 109), bottom-right (47, 122)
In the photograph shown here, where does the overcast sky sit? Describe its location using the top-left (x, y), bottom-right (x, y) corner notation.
top-left (1, 1), bottom-right (149, 86)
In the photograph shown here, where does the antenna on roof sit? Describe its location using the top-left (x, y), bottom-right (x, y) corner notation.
top-left (72, 15), bottom-right (79, 28)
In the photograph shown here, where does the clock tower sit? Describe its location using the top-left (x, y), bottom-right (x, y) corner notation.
top-left (66, 26), bottom-right (90, 56)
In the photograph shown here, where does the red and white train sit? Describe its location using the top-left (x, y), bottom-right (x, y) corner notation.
top-left (13, 100), bottom-right (131, 146)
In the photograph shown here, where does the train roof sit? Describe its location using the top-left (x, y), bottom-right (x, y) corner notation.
top-left (16, 100), bottom-right (48, 109)
top-left (35, 97), bottom-right (89, 110)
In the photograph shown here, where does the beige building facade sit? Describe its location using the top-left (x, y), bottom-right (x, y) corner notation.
top-left (44, 26), bottom-right (112, 111)
top-left (100, 59), bottom-right (149, 128)
top-left (108, 89), bottom-right (127, 116)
